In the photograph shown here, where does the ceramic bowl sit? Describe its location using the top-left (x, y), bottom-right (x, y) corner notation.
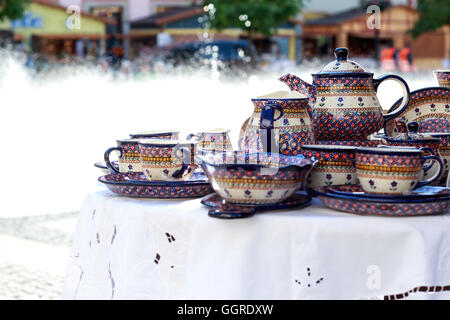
top-left (355, 147), bottom-right (444, 195)
top-left (301, 145), bottom-right (357, 188)
top-left (200, 151), bottom-right (315, 205)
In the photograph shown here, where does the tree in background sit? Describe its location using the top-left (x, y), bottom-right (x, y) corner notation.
top-left (411, 0), bottom-right (450, 38)
top-left (201, 0), bottom-right (307, 42)
top-left (0, 0), bottom-right (29, 22)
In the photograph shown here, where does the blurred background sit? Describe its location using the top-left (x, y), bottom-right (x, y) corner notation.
top-left (0, 0), bottom-right (448, 299)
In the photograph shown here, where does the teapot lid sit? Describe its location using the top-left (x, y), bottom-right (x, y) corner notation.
top-left (318, 48), bottom-right (367, 74)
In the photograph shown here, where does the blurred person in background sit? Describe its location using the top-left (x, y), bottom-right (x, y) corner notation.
top-left (398, 42), bottom-right (415, 73)
top-left (380, 42), bottom-right (397, 72)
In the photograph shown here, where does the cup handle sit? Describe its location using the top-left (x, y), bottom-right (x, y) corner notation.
top-left (104, 147), bottom-right (122, 174)
top-left (416, 154), bottom-right (444, 188)
top-left (171, 145), bottom-right (194, 179)
top-left (374, 74), bottom-right (411, 122)
top-left (186, 133), bottom-right (199, 141)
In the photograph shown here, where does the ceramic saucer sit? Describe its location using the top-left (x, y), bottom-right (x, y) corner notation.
top-left (94, 161), bottom-right (118, 173)
top-left (384, 87), bottom-right (450, 136)
top-left (98, 171), bottom-right (213, 199)
top-left (201, 192), bottom-right (311, 219)
top-left (314, 185), bottom-right (449, 216)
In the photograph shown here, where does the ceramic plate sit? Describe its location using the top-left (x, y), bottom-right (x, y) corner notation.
top-left (314, 185), bottom-right (449, 216)
top-left (98, 171), bottom-right (213, 199)
top-left (201, 192), bottom-right (311, 219)
top-left (384, 87), bottom-right (450, 136)
top-left (325, 184), bottom-right (449, 200)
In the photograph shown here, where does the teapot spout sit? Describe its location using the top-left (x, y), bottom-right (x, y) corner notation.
top-left (279, 74), bottom-right (317, 101)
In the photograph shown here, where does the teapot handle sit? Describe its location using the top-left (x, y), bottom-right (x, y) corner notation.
top-left (373, 74), bottom-right (410, 122)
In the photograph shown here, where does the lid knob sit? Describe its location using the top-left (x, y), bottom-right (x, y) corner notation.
top-left (407, 122), bottom-right (419, 134)
top-left (334, 47), bottom-right (349, 61)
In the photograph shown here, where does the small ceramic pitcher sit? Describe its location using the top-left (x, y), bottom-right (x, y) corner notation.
top-left (241, 91), bottom-right (315, 155)
top-left (186, 128), bottom-right (233, 161)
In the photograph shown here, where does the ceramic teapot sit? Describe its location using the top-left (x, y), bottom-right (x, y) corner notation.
top-left (239, 91), bottom-right (315, 156)
top-left (279, 47), bottom-right (411, 141)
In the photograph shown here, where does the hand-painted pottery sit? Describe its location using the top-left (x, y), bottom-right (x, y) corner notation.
top-left (435, 70), bottom-right (450, 88)
top-left (240, 91), bottom-right (315, 155)
top-left (129, 130), bottom-right (179, 140)
top-left (201, 192), bottom-right (311, 219)
top-left (300, 145), bottom-right (357, 188)
top-left (317, 139), bottom-right (384, 147)
top-left (279, 47), bottom-right (411, 141)
top-left (384, 87), bottom-right (450, 136)
top-left (104, 139), bottom-right (142, 174)
top-left (200, 151), bottom-right (315, 205)
top-left (186, 128), bottom-right (233, 161)
top-left (355, 147), bottom-right (444, 195)
top-left (94, 161), bottom-right (118, 174)
top-left (428, 132), bottom-right (450, 184)
top-left (98, 171), bottom-right (213, 199)
top-left (314, 185), bottom-right (449, 217)
top-left (383, 121), bottom-right (445, 184)
top-left (138, 139), bottom-right (197, 181)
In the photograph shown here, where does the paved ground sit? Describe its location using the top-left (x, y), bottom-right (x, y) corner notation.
top-left (0, 212), bottom-right (79, 300)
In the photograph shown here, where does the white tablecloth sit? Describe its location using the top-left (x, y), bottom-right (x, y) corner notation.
top-left (62, 188), bottom-right (450, 300)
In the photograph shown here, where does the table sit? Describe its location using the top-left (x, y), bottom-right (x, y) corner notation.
top-left (62, 188), bottom-right (450, 300)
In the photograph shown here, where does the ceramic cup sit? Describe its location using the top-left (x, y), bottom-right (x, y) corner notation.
top-left (434, 70), bottom-right (450, 88)
top-left (104, 139), bottom-right (142, 173)
top-left (301, 145), bottom-right (357, 188)
top-left (129, 130), bottom-right (179, 140)
top-left (138, 139), bottom-right (197, 181)
top-left (355, 147), bottom-right (444, 195)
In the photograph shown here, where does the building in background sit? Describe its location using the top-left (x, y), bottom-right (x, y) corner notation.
top-left (0, 0), bottom-right (112, 59)
top-left (301, 4), bottom-right (450, 69)
top-left (129, 4), bottom-right (299, 61)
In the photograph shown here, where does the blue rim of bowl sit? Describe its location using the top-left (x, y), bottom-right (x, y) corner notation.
top-left (200, 152), bottom-right (314, 170)
top-left (355, 147), bottom-right (423, 156)
top-left (312, 185), bottom-right (450, 203)
top-left (98, 171), bottom-right (209, 186)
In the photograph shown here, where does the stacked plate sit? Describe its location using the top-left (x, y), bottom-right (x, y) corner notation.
top-left (313, 185), bottom-right (449, 216)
